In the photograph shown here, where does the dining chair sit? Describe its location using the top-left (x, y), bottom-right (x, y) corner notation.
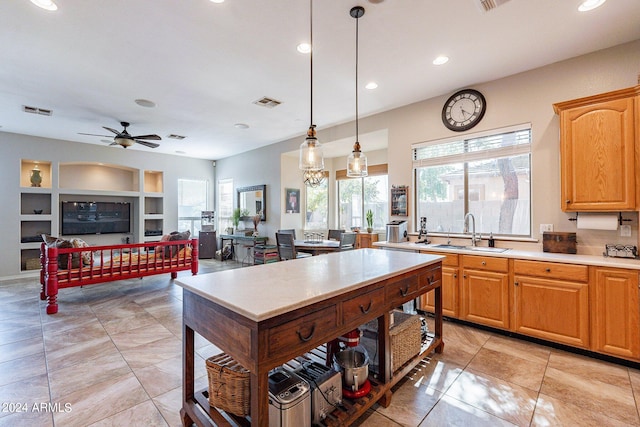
top-left (327, 229), bottom-right (345, 241)
top-left (275, 232), bottom-right (311, 261)
top-left (338, 232), bottom-right (357, 251)
top-left (277, 229), bottom-right (296, 239)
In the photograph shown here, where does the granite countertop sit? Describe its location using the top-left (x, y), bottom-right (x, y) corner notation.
top-left (373, 241), bottom-right (640, 270)
top-left (176, 249), bottom-right (443, 322)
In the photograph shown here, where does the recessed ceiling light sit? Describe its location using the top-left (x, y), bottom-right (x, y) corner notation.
top-left (297, 43), bottom-right (311, 54)
top-left (578, 0), bottom-right (606, 11)
top-left (234, 123), bottom-right (249, 129)
top-left (433, 56), bottom-right (449, 65)
top-left (210, 0), bottom-right (224, 3)
top-left (30, 0), bottom-right (57, 11)
top-left (175, 150), bottom-right (187, 154)
top-left (365, 82), bottom-right (378, 90)
top-left (135, 99), bottom-right (156, 108)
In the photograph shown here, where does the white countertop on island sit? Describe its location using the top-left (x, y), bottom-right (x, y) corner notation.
top-left (176, 248), bottom-right (443, 322)
top-left (374, 241), bottom-right (640, 270)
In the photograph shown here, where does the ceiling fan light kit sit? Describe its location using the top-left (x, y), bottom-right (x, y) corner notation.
top-left (346, 5), bottom-right (368, 178)
top-left (80, 121), bottom-right (162, 149)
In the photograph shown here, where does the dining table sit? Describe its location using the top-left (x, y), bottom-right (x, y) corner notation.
top-left (294, 238), bottom-right (340, 256)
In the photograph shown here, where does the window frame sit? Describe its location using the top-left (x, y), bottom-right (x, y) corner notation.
top-left (336, 164), bottom-right (389, 232)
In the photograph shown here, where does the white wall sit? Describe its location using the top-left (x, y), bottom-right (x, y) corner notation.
top-left (217, 39), bottom-right (640, 255)
top-left (1, 132), bottom-right (215, 279)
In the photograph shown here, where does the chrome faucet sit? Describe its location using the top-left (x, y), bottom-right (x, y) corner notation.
top-left (464, 213), bottom-right (478, 246)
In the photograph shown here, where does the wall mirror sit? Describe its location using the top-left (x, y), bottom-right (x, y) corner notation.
top-left (237, 185), bottom-right (266, 221)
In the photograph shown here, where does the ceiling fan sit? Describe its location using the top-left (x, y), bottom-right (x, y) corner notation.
top-left (79, 121), bottom-right (161, 148)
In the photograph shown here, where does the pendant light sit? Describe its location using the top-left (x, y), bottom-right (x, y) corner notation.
top-left (299, 0), bottom-right (324, 172)
top-left (347, 6), bottom-right (368, 177)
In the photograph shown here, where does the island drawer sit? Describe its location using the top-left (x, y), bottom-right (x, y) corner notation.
top-left (514, 259), bottom-right (588, 282)
top-left (462, 255), bottom-right (509, 272)
top-left (267, 304), bottom-right (338, 357)
top-left (386, 276), bottom-right (421, 305)
top-left (342, 287), bottom-right (385, 323)
top-left (419, 265), bottom-right (442, 291)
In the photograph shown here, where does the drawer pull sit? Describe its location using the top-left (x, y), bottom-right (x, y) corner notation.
top-left (296, 324), bottom-right (316, 342)
top-left (400, 286), bottom-right (409, 297)
top-left (482, 261), bottom-right (486, 266)
top-left (359, 300), bottom-right (373, 314)
top-left (545, 268), bottom-right (551, 273)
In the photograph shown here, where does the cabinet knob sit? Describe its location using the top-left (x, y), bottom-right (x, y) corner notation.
top-left (514, 281), bottom-right (519, 286)
top-left (482, 261), bottom-right (486, 266)
top-left (453, 274), bottom-right (457, 279)
top-left (565, 200), bottom-right (571, 204)
top-left (545, 268), bottom-right (551, 273)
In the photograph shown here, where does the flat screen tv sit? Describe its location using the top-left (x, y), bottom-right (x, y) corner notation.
top-left (61, 201), bottom-right (131, 236)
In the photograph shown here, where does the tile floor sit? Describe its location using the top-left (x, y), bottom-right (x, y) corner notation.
top-left (1, 259), bottom-right (640, 426)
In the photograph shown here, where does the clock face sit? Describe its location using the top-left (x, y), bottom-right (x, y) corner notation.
top-left (442, 89), bottom-right (486, 132)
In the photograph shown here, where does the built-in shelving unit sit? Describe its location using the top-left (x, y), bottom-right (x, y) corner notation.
top-left (17, 160), bottom-right (165, 271)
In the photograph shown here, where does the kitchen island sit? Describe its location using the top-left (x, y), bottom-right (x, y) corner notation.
top-left (176, 248), bottom-right (444, 427)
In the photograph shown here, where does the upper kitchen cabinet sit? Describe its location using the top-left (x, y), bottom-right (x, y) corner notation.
top-left (553, 86), bottom-right (639, 212)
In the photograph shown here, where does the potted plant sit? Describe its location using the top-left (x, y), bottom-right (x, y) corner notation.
top-left (366, 209), bottom-right (374, 233)
top-left (232, 208), bottom-right (242, 233)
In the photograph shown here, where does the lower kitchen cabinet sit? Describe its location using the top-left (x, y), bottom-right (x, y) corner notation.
top-left (513, 260), bottom-right (590, 348)
top-left (421, 251), bottom-right (459, 317)
top-left (460, 255), bottom-right (510, 329)
top-left (591, 267), bottom-right (640, 360)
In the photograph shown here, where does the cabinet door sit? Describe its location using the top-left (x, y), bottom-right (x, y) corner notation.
top-left (461, 269), bottom-right (509, 329)
top-left (559, 96), bottom-right (635, 211)
top-left (514, 275), bottom-right (589, 348)
top-left (592, 268), bottom-right (640, 360)
top-left (422, 266), bottom-right (458, 318)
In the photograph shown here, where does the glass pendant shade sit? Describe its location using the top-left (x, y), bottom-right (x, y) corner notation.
top-left (303, 169), bottom-right (326, 187)
top-left (347, 141), bottom-right (368, 177)
top-left (299, 125), bottom-right (324, 171)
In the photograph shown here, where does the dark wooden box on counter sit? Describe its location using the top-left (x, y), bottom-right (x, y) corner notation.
top-left (543, 231), bottom-right (577, 254)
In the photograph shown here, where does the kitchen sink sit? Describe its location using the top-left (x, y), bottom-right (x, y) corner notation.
top-left (430, 244), bottom-right (510, 253)
top-left (431, 244), bottom-right (467, 250)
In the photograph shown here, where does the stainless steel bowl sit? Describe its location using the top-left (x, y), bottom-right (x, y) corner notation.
top-left (333, 348), bottom-right (369, 391)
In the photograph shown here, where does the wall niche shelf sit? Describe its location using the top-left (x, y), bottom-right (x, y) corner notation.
top-left (144, 170), bottom-right (163, 193)
top-left (20, 160), bottom-right (52, 189)
top-left (59, 162), bottom-right (139, 192)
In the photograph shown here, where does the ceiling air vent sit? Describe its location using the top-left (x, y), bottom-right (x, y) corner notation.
top-left (253, 96), bottom-right (282, 108)
top-left (23, 105), bottom-right (53, 116)
top-left (167, 134), bottom-right (186, 140)
top-left (475, 0), bottom-right (510, 12)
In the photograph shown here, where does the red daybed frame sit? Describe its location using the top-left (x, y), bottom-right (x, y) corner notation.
top-left (39, 238), bottom-right (199, 314)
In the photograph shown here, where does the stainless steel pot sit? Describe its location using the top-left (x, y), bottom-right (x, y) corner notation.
top-left (333, 348), bottom-right (369, 391)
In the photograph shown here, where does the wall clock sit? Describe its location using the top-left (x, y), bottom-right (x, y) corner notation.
top-left (441, 89), bottom-right (486, 132)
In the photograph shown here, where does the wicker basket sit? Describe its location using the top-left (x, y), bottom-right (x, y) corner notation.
top-left (205, 353), bottom-right (250, 417)
top-left (361, 311), bottom-right (422, 373)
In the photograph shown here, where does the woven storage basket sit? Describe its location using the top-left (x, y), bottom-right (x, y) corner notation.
top-left (361, 311), bottom-right (422, 372)
top-left (205, 353), bottom-right (250, 417)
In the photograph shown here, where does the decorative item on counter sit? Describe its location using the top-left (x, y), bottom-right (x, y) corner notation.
top-left (252, 213), bottom-right (261, 236)
top-left (231, 208), bottom-right (242, 233)
top-left (30, 165), bottom-right (42, 187)
top-left (488, 232), bottom-right (495, 247)
top-left (366, 209), bottom-right (373, 233)
top-left (604, 244), bottom-right (638, 259)
top-left (542, 231), bottom-right (577, 254)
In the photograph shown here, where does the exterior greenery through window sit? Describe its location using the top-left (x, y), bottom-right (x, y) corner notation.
top-left (413, 125), bottom-right (531, 237)
top-left (177, 179), bottom-right (208, 235)
top-left (305, 174), bottom-right (328, 231)
top-left (337, 166), bottom-right (389, 231)
top-left (217, 179), bottom-right (233, 233)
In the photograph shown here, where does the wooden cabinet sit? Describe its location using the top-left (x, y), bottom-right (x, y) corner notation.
top-left (356, 232), bottom-right (379, 249)
top-left (591, 267), bottom-right (640, 360)
top-left (513, 260), bottom-right (590, 348)
top-left (553, 86), bottom-right (639, 211)
top-left (420, 252), bottom-right (459, 318)
top-left (460, 255), bottom-right (510, 329)
top-left (198, 231), bottom-right (217, 259)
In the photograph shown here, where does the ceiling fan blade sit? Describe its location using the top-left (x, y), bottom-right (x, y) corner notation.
top-left (134, 140), bottom-right (160, 149)
top-left (130, 134), bottom-right (161, 141)
top-left (103, 126), bottom-right (121, 135)
top-left (109, 141), bottom-right (119, 146)
top-left (79, 132), bottom-right (113, 138)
